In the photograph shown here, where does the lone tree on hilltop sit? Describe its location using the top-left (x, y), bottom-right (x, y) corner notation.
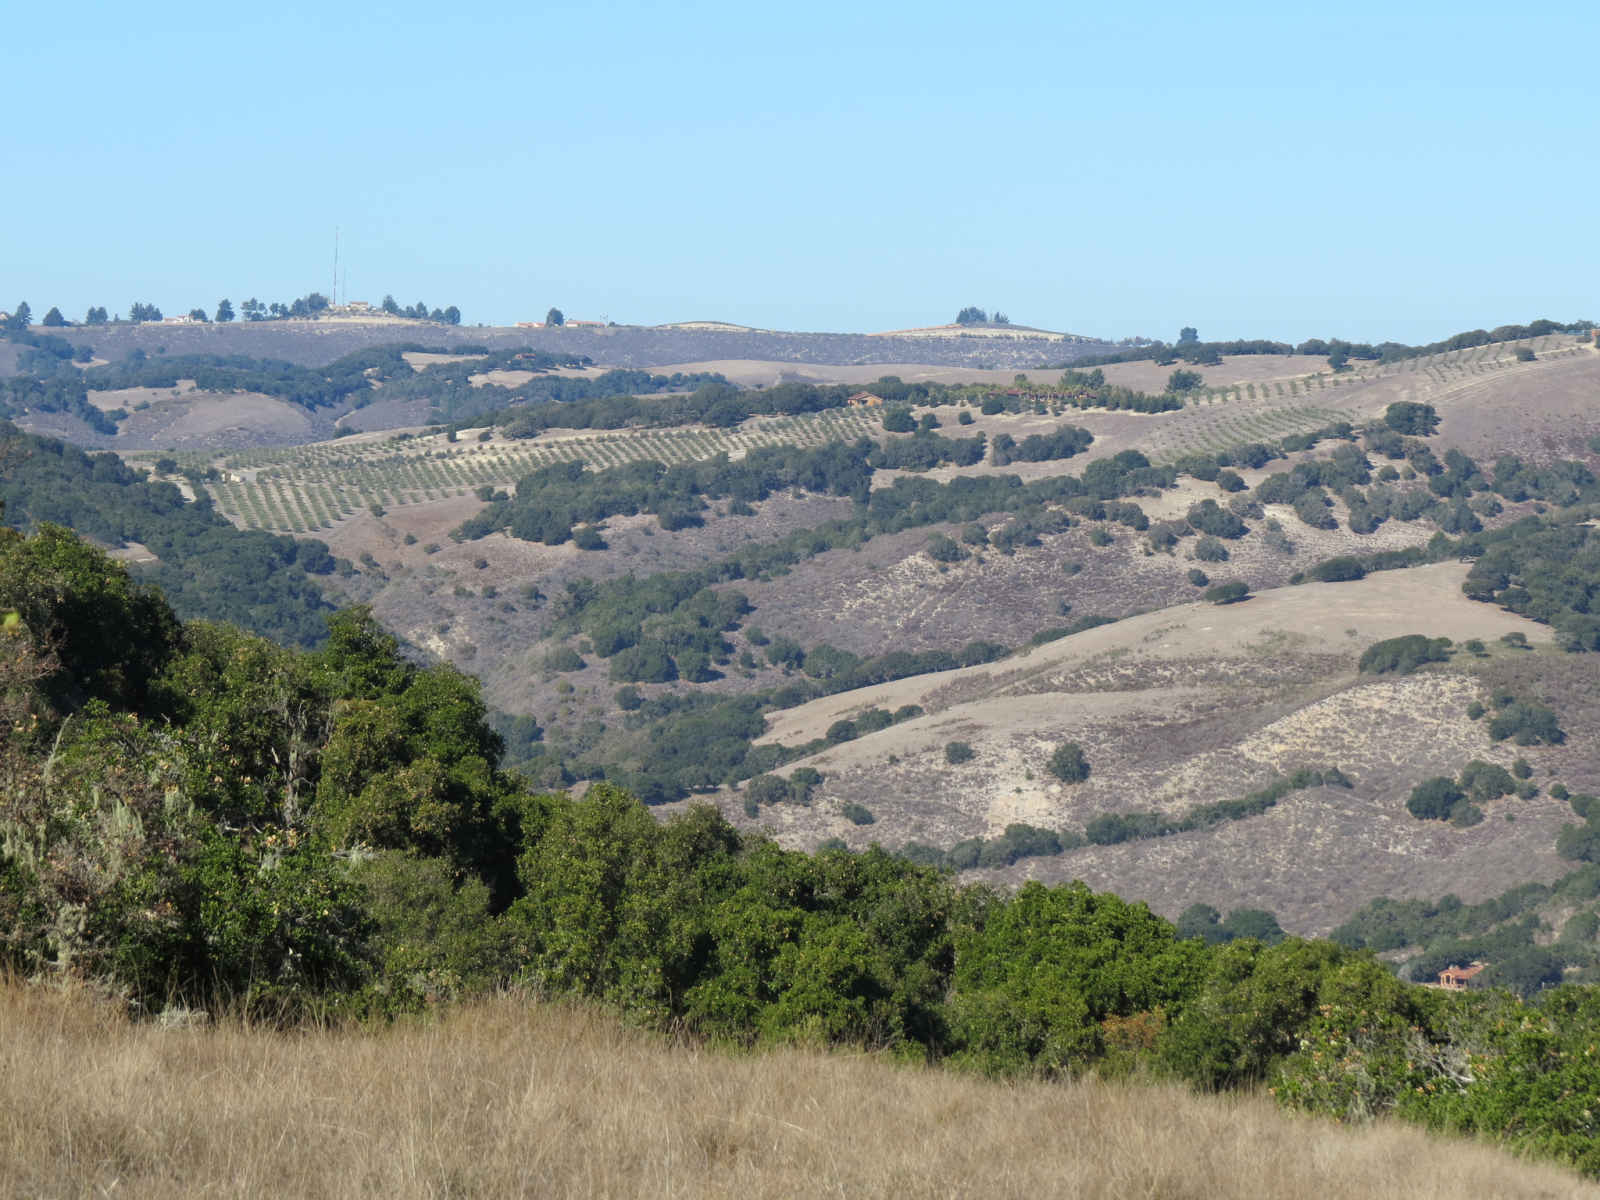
top-left (546, 307), bottom-right (565, 327)
top-left (215, 298), bottom-right (234, 323)
top-left (955, 306), bottom-right (988, 326)
top-left (1178, 326), bottom-right (1199, 344)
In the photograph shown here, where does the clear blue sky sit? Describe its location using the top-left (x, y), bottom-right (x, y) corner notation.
top-left (6, 2), bottom-right (1596, 343)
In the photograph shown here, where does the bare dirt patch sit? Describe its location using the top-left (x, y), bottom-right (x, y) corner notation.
top-left (1096, 355), bottom-right (1333, 394)
top-left (86, 382), bottom-right (196, 412)
top-left (402, 351), bottom-right (485, 370)
top-left (104, 391), bottom-right (326, 451)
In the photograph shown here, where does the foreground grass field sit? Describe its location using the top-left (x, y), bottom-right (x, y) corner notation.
top-left (3, 984), bottom-right (1594, 1199)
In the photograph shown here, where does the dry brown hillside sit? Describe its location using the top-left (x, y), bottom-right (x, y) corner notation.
top-left (671, 565), bottom-right (1589, 935)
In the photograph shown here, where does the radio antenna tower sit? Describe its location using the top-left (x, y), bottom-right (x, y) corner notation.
top-left (332, 227), bottom-right (340, 307)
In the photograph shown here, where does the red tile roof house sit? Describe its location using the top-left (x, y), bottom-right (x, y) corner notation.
top-left (1435, 962), bottom-right (1487, 990)
top-left (847, 391), bottom-right (884, 407)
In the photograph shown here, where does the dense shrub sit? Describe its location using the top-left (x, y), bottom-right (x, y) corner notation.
top-left (1292, 489), bottom-right (1337, 530)
top-left (1358, 635), bottom-right (1451, 675)
top-left (1204, 581), bottom-right (1250, 605)
top-left (543, 646), bottom-right (586, 673)
top-left (1186, 499), bottom-right (1247, 539)
top-left (1385, 401), bottom-right (1440, 436)
top-left (1046, 741), bottom-right (1090, 783)
top-left (1407, 776), bottom-right (1467, 821)
top-left (926, 533), bottom-right (968, 563)
top-left (1488, 700), bottom-right (1564, 745)
top-left (608, 644), bottom-right (678, 683)
top-left (1307, 556), bottom-right (1366, 583)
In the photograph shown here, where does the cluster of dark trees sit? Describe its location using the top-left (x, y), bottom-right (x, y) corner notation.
top-left (1, 369), bottom-right (117, 435)
top-left (458, 442), bottom-right (879, 546)
top-left (79, 346), bottom-right (417, 411)
top-left (954, 306), bottom-right (1009, 325)
top-left (378, 294), bottom-right (462, 323)
top-left (8, 526), bottom-right (1600, 1178)
top-left (875, 428), bottom-right (989, 470)
top-left (1464, 519), bottom-right (1600, 650)
top-left (900, 822), bottom-right (1077, 870)
top-left (1227, 403), bottom-right (1600, 545)
top-left (1080, 769), bottom-right (1350, 847)
top-left (1359, 634), bottom-right (1453, 675)
top-left (1074, 337), bottom-right (1297, 369)
top-left (0, 425), bottom-right (338, 646)
top-left (1175, 904), bottom-right (1286, 946)
top-left (989, 426), bottom-right (1094, 467)
top-left (473, 370), bottom-right (1180, 445)
top-left (436, 367), bottom-right (727, 428)
top-left (977, 369), bottom-right (1186, 414)
top-left (1406, 753), bottom-right (1541, 827)
top-left (20, 292), bottom-right (466, 327)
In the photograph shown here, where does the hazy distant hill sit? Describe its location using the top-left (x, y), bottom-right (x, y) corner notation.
top-left (20, 318), bottom-right (1118, 372)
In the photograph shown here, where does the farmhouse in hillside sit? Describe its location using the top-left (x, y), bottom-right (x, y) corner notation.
top-left (1435, 962), bottom-right (1488, 990)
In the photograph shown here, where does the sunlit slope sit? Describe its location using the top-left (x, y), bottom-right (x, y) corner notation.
top-left (713, 565), bottom-right (1574, 933)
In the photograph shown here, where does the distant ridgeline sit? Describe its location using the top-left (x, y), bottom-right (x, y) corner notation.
top-left (0, 331), bottom-right (1179, 440)
top-left (1069, 317), bottom-right (1595, 369)
top-left (0, 423), bottom-right (337, 646)
top-left (7, 522), bottom-right (1600, 1181)
top-left (0, 329), bottom-right (724, 433)
top-left (71, 343), bottom-right (721, 424)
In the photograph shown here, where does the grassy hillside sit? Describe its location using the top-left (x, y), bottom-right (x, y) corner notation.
top-left (3, 983), bottom-right (1594, 1200)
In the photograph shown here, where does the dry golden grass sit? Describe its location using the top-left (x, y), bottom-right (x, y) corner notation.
top-left (2, 983), bottom-right (1595, 1199)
